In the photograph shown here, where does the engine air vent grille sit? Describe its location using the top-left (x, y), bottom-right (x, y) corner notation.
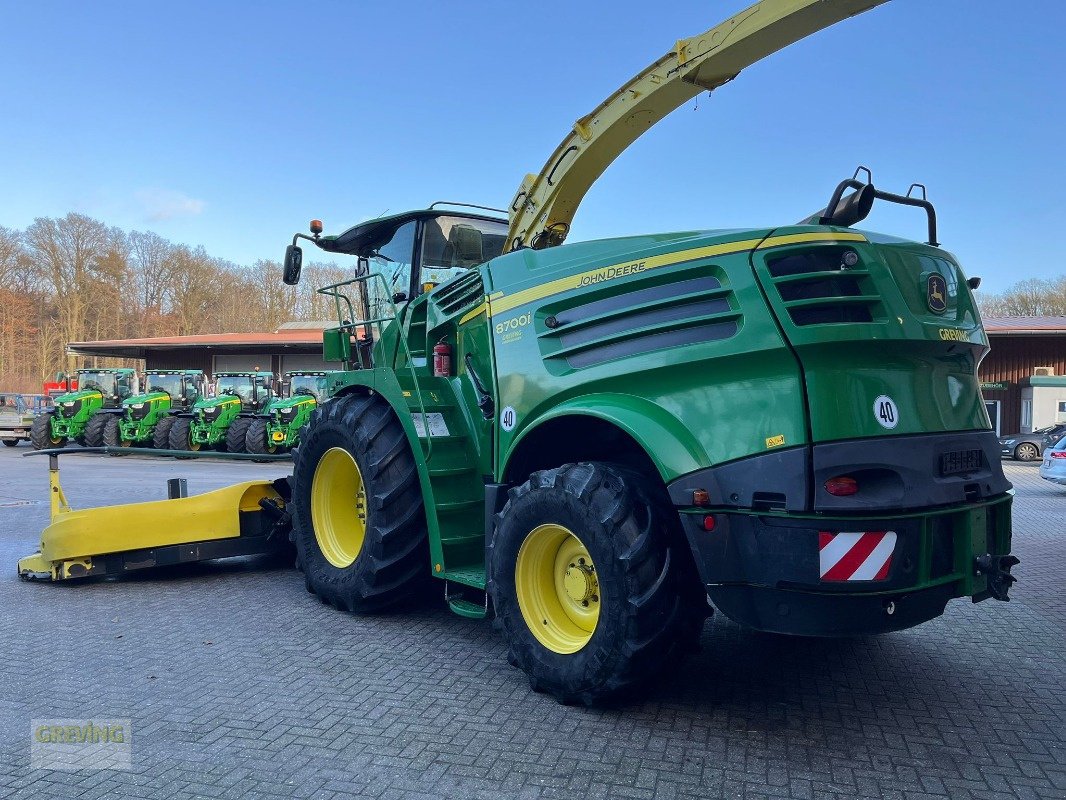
top-left (433, 270), bottom-right (484, 316)
top-left (766, 246), bottom-right (882, 326)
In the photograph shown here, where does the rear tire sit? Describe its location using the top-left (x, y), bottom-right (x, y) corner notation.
top-left (31, 413), bottom-right (66, 450)
top-left (2, 440), bottom-right (18, 447)
top-left (291, 394), bottom-right (429, 613)
top-left (1015, 442), bottom-right (1039, 461)
top-left (152, 416), bottom-right (175, 450)
top-left (488, 462), bottom-right (697, 706)
top-left (244, 418), bottom-right (276, 456)
top-left (225, 417), bottom-right (251, 453)
top-left (83, 413), bottom-right (108, 448)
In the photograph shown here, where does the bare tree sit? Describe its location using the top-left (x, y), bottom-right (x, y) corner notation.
top-left (978, 277), bottom-right (1066, 317)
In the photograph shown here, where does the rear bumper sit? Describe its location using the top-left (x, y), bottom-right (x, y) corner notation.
top-left (706, 583), bottom-right (956, 637)
top-left (676, 493), bottom-right (1013, 636)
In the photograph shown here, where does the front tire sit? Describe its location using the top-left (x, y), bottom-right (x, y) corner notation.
top-left (489, 462), bottom-right (698, 705)
top-left (1015, 442), bottom-right (1039, 461)
top-left (2, 440), bottom-right (18, 447)
top-left (31, 413), bottom-right (66, 450)
top-left (152, 416), bottom-right (175, 450)
top-left (82, 413), bottom-right (108, 447)
top-left (101, 415), bottom-right (130, 454)
top-left (225, 417), bottom-right (251, 454)
top-left (245, 417), bottom-right (277, 456)
top-left (291, 394), bottom-right (428, 612)
top-left (168, 417), bottom-right (200, 454)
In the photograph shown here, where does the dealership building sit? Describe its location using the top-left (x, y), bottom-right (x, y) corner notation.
top-left (67, 322), bottom-right (339, 378)
top-left (69, 316), bottom-right (1066, 436)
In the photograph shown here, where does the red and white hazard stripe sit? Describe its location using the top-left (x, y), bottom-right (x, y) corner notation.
top-left (818, 531), bottom-right (896, 582)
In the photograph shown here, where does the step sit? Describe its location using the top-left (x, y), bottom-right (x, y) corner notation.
top-left (428, 465), bottom-right (477, 478)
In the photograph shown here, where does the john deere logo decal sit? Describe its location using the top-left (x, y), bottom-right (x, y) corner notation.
top-left (926, 274), bottom-right (947, 314)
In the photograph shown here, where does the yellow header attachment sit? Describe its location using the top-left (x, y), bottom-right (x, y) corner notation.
top-left (505, 0), bottom-right (889, 252)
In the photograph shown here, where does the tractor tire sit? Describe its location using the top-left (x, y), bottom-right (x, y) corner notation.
top-left (168, 417), bottom-right (200, 455)
top-left (152, 416), bottom-right (176, 450)
top-left (488, 462), bottom-right (698, 706)
top-left (1014, 442), bottom-right (1039, 461)
top-left (244, 418), bottom-right (277, 458)
top-left (3, 439), bottom-right (18, 447)
top-left (30, 413), bottom-right (65, 450)
top-left (291, 393), bottom-right (429, 613)
top-left (82, 413), bottom-right (108, 448)
top-left (225, 418), bottom-right (251, 454)
top-left (102, 415), bottom-right (126, 454)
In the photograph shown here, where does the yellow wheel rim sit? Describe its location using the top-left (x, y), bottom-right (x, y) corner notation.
top-left (515, 524), bottom-right (600, 654)
top-left (311, 447), bottom-right (368, 568)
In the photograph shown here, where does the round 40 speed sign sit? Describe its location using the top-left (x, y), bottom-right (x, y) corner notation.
top-left (873, 395), bottom-right (899, 429)
top-left (499, 406), bottom-right (517, 432)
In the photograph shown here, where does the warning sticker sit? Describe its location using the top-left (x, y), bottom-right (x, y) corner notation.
top-left (411, 412), bottom-right (450, 438)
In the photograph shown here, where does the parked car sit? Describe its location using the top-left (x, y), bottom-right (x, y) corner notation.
top-left (999, 423), bottom-right (1066, 461)
top-left (1039, 435), bottom-right (1066, 486)
top-left (0, 393), bottom-right (52, 447)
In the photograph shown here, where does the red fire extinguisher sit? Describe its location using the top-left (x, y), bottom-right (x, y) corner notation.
top-left (433, 339), bottom-right (452, 378)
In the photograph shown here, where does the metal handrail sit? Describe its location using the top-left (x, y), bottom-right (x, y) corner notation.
top-left (316, 273), bottom-right (433, 462)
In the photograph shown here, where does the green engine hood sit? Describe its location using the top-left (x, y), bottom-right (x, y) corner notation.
top-left (124, 390), bottom-right (171, 407)
top-left (267, 395), bottom-right (317, 413)
top-left (52, 388), bottom-right (105, 405)
top-left (194, 395), bottom-right (243, 412)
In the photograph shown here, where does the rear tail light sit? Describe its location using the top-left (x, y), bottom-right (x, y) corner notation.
top-left (702, 515), bottom-right (717, 532)
top-left (1051, 451), bottom-right (1066, 459)
top-left (824, 475), bottom-right (859, 496)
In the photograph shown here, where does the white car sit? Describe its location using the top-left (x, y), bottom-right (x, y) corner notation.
top-left (1039, 435), bottom-right (1066, 487)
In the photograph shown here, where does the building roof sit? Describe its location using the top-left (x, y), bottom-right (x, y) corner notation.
top-left (983, 316), bottom-right (1066, 334)
top-left (67, 328), bottom-right (329, 359)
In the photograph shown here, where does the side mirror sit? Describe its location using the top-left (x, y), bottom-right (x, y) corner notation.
top-left (283, 245), bottom-right (303, 286)
top-left (392, 291), bottom-right (408, 303)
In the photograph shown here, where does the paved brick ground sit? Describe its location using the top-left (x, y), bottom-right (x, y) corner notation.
top-left (0, 447), bottom-right (1062, 799)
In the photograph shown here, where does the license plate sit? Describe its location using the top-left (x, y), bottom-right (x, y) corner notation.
top-left (940, 449), bottom-right (983, 475)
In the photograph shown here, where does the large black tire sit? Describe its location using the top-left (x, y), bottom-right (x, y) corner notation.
top-left (2, 440), bottom-right (18, 447)
top-left (101, 415), bottom-right (129, 455)
top-left (82, 413), bottom-right (108, 448)
top-left (488, 462), bottom-right (702, 706)
top-left (168, 417), bottom-right (200, 454)
top-left (291, 394), bottom-right (429, 613)
top-left (152, 416), bottom-right (176, 450)
top-left (30, 413), bottom-right (65, 450)
top-left (244, 418), bottom-right (277, 457)
top-left (225, 417), bottom-right (252, 454)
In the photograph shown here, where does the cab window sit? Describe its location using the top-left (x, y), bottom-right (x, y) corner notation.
top-left (366, 221), bottom-right (417, 320)
top-left (420, 215), bottom-right (508, 288)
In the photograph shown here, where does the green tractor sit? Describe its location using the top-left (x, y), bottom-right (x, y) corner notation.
top-left (101, 370), bottom-right (207, 450)
top-left (168, 371), bottom-right (275, 452)
top-left (30, 368), bottom-right (139, 450)
top-left (244, 371), bottom-right (339, 456)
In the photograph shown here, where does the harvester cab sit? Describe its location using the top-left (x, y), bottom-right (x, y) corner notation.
top-left (108, 370), bottom-right (207, 450)
top-left (169, 370), bottom-right (275, 453)
top-left (283, 206), bottom-right (509, 371)
top-left (244, 370), bottom-right (342, 456)
top-left (31, 368), bottom-right (139, 450)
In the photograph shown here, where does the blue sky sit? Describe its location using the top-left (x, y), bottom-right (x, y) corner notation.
top-left (1, 1), bottom-right (1063, 294)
